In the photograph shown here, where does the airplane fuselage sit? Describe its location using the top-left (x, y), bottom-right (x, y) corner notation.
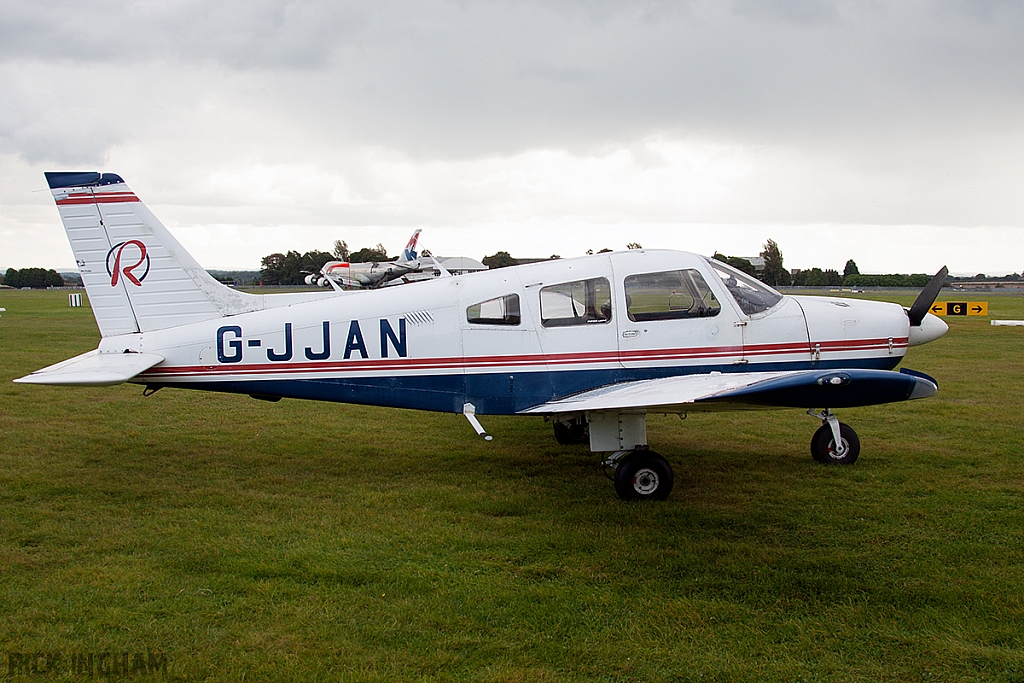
top-left (115, 249), bottom-right (916, 415)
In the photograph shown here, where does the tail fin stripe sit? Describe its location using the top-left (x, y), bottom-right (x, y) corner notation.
top-left (57, 193), bottom-right (139, 206)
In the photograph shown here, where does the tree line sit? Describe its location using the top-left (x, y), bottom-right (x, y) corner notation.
top-left (257, 236), bottom-right (1013, 289)
top-left (4, 238), bottom-right (1015, 290)
top-left (482, 243), bottom-right (643, 269)
top-left (2, 268), bottom-right (66, 288)
top-left (715, 240), bottom-right (953, 288)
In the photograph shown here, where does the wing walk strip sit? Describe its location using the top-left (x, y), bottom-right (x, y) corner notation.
top-left (141, 337), bottom-right (909, 380)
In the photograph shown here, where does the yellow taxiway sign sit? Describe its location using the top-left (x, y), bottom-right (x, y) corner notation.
top-left (930, 302), bottom-right (988, 317)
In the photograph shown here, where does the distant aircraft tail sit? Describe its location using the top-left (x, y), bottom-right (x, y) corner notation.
top-left (45, 172), bottom-right (263, 337)
top-left (401, 229), bottom-right (422, 262)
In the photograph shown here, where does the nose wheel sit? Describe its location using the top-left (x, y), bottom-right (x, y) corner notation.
top-left (809, 411), bottom-right (860, 465)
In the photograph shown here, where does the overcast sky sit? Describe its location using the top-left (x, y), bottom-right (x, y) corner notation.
top-left (2, 0), bottom-right (1023, 275)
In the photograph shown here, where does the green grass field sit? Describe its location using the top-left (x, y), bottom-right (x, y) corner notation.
top-left (2, 290), bottom-right (1023, 682)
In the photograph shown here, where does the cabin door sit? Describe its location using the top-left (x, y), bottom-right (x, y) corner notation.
top-left (614, 260), bottom-right (744, 374)
top-left (459, 276), bottom-right (544, 414)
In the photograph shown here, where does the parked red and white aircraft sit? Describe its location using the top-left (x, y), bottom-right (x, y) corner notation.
top-left (17, 172), bottom-right (949, 500)
top-left (308, 229), bottom-right (450, 290)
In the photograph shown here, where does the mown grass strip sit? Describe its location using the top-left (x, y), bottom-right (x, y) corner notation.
top-left (1, 290), bottom-right (1022, 681)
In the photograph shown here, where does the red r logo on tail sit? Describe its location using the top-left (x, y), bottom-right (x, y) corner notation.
top-left (106, 240), bottom-right (151, 287)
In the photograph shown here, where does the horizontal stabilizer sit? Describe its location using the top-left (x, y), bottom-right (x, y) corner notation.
top-left (520, 368), bottom-right (937, 415)
top-left (14, 350), bottom-right (164, 387)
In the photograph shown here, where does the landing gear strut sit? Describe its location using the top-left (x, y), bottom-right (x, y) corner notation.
top-left (808, 409), bottom-right (860, 465)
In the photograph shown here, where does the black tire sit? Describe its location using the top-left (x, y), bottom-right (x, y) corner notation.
top-left (614, 451), bottom-right (674, 501)
top-left (811, 422), bottom-right (860, 465)
top-left (553, 417), bottom-right (589, 445)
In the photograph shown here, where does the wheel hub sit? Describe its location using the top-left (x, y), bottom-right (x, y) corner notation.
top-left (633, 468), bottom-right (660, 495)
top-left (828, 439), bottom-right (849, 460)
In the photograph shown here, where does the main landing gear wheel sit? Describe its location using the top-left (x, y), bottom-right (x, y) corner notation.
top-left (811, 422), bottom-right (860, 465)
top-left (553, 417), bottom-right (589, 445)
top-left (613, 451), bottom-right (674, 501)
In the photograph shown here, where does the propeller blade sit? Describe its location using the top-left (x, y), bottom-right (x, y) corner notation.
top-left (907, 266), bottom-right (948, 326)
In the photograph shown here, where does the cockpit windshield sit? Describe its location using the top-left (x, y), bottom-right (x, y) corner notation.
top-left (706, 258), bottom-right (784, 316)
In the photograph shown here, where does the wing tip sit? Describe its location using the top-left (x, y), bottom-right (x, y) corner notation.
top-left (909, 377), bottom-right (938, 400)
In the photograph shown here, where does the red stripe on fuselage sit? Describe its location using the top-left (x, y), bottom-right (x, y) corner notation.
top-left (140, 337), bottom-right (908, 380)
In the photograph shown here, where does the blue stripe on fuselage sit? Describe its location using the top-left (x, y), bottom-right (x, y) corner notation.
top-left (152, 356), bottom-right (902, 414)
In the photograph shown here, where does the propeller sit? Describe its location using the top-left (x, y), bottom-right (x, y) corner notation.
top-left (907, 265), bottom-right (948, 326)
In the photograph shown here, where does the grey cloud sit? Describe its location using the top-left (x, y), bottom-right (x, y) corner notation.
top-left (0, 0), bottom-right (364, 69)
top-left (4, 1), bottom-right (1024, 156)
top-left (235, 1), bottom-right (1024, 161)
top-left (0, 65), bottom-right (124, 164)
top-left (2, 0), bottom-right (1023, 226)
top-left (731, 0), bottom-right (841, 26)
top-left (0, 126), bottom-right (116, 166)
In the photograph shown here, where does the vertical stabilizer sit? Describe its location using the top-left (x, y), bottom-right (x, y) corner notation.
top-left (401, 229), bottom-right (422, 262)
top-left (46, 172), bottom-right (263, 336)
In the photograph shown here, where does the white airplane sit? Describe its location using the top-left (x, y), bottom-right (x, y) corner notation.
top-left (17, 172), bottom-right (950, 501)
top-left (309, 229), bottom-right (449, 290)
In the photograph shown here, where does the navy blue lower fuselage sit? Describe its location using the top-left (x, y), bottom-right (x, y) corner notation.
top-left (159, 356), bottom-right (903, 415)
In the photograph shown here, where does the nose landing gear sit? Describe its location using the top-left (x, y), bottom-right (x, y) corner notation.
top-left (808, 409), bottom-right (860, 465)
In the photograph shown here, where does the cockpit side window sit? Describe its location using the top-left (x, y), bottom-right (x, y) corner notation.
top-left (707, 258), bottom-right (783, 316)
top-left (624, 269), bottom-right (721, 321)
top-left (467, 293), bottom-right (521, 325)
top-left (540, 277), bottom-right (612, 327)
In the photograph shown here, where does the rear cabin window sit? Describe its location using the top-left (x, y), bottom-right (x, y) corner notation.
top-left (467, 294), bottom-right (521, 325)
top-left (624, 269), bottom-right (721, 321)
top-left (540, 277), bottom-right (612, 327)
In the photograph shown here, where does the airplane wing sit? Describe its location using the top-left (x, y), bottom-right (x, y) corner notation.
top-left (520, 368), bottom-right (938, 415)
top-left (14, 350), bottom-right (164, 387)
